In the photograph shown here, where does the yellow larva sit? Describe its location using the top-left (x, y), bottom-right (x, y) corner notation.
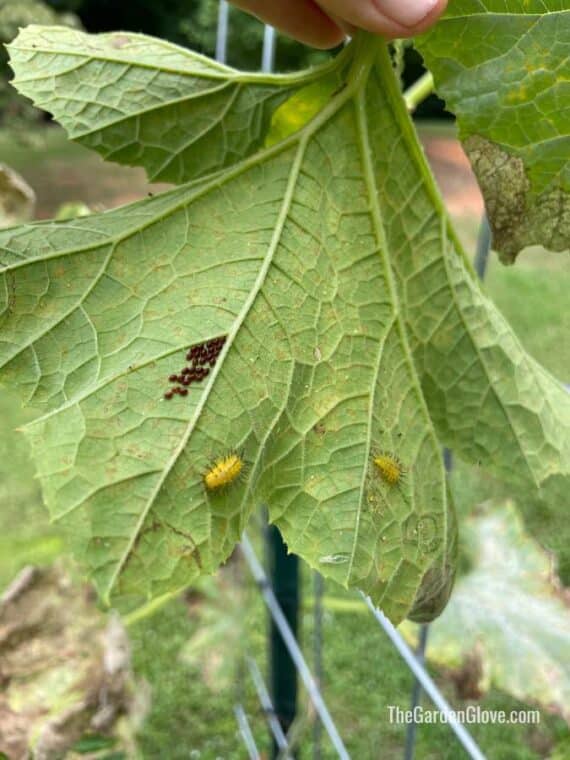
top-left (204, 453), bottom-right (244, 491)
top-left (373, 454), bottom-right (404, 486)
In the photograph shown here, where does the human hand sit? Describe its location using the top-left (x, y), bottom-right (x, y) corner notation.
top-left (229, 0), bottom-right (447, 48)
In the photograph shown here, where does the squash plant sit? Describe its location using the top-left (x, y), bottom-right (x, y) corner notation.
top-left (1, 2), bottom-right (568, 624)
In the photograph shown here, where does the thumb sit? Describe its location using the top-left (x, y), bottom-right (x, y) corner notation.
top-left (373, 0), bottom-right (442, 28)
top-left (315, 0), bottom-right (447, 38)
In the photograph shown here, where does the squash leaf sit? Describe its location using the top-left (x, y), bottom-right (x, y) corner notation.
top-left (417, 1), bottom-right (570, 263)
top-left (2, 29), bottom-right (568, 620)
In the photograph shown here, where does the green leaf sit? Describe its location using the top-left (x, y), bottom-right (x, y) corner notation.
top-left (0, 35), bottom-right (458, 622)
top-left (417, 1), bottom-right (570, 263)
top-left (362, 53), bottom-right (570, 515)
top-left (8, 25), bottom-right (344, 183)
top-left (2, 29), bottom-right (568, 622)
top-left (401, 502), bottom-right (570, 722)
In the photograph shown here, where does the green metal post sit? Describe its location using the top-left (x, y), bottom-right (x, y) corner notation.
top-left (267, 524), bottom-right (300, 757)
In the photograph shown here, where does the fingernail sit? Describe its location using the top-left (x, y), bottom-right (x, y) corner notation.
top-left (377, 0), bottom-right (439, 28)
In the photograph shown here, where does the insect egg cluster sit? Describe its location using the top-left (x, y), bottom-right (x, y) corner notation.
top-left (164, 336), bottom-right (227, 400)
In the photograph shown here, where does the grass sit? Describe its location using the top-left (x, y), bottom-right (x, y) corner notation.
top-left (127, 552), bottom-right (568, 759)
top-left (129, 598), bottom-right (248, 759)
top-left (0, 128), bottom-right (568, 758)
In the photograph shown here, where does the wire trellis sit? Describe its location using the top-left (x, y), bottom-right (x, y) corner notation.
top-left (241, 535), bottom-right (351, 759)
top-left (214, 5), bottom-right (490, 758)
top-left (247, 656), bottom-right (291, 757)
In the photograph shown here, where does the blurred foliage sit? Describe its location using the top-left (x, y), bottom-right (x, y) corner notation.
top-left (55, 199), bottom-right (91, 219)
top-left (180, 574), bottom-right (247, 693)
top-left (0, 564), bottom-right (143, 758)
top-left (400, 501), bottom-right (570, 722)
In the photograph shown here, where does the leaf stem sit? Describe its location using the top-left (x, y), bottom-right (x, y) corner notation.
top-left (403, 71), bottom-right (435, 113)
top-left (346, 30), bottom-right (382, 90)
top-left (372, 40), bottom-right (477, 279)
top-left (123, 588), bottom-right (182, 627)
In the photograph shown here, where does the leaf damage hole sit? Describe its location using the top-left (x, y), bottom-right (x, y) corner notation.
top-left (163, 335), bottom-right (227, 400)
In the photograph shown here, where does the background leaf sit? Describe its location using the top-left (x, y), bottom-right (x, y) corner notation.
top-left (417, 1), bottom-right (570, 262)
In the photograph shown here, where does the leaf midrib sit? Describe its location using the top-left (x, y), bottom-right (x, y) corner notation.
top-left (1, 44), bottom-right (365, 396)
top-left (372, 43), bottom-right (548, 491)
top-left (343, 48), bottom-right (449, 587)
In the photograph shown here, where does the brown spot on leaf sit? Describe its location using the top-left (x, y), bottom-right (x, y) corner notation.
top-left (465, 135), bottom-right (570, 263)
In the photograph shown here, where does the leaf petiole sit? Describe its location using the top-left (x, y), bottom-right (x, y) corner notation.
top-left (403, 71), bottom-right (435, 113)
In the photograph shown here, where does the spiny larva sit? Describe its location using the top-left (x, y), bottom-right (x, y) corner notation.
top-left (373, 453), bottom-right (405, 486)
top-left (204, 452), bottom-right (244, 491)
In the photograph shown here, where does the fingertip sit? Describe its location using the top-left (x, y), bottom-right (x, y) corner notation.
top-left (229, 0), bottom-right (346, 50)
top-left (379, 0), bottom-right (448, 38)
top-left (406, 0), bottom-right (448, 36)
top-left (279, 2), bottom-right (346, 49)
top-left (315, 0), bottom-right (447, 41)
top-left (302, 23), bottom-right (347, 50)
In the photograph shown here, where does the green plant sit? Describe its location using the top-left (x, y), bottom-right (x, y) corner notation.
top-left (1, 3), bottom-right (568, 624)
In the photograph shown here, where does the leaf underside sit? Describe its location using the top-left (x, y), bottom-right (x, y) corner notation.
top-left (417, 0), bottom-right (570, 262)
top-left (2, 27), bottom-right (568, 622)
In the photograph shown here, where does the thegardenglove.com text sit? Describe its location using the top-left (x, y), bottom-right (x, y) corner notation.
top-left (387, 706), bottom-right (540, 725)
